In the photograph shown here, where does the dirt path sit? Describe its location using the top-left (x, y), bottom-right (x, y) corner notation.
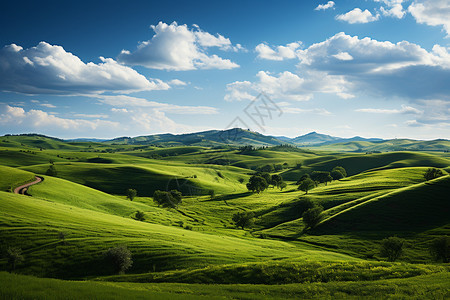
top-left (13, 176), bottom-right (43, 195)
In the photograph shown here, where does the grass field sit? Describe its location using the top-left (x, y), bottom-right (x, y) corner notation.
top-left (0, 135), bottom-right (449, 298)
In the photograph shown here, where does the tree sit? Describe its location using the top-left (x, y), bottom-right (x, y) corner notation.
top-left (280, 182), bottom-right (287, 191)
top-left (311, 171), bottom-right (333, 185)
top-left (105, 245), bottom-right (133, 274)
top-left (58, 231), bottom-right (67, 245)
top-left (296, 174), bottom-right (310, 185)
top-left (45, 165), bottom-right (57, 176)
top-left (298, 178), bottom-right (315, 194)
top-left (7, 247), bottom-right (24, 272)
top-left (331, 166), bottom-right (347, 180)
top-left (429, 236), bottom-right (450, 263)
top-left (246, 175), bottom-right (268, 193)
top-left (380, 237), bottom-right (404, 262)
top-left (270, 174), bottom-right (284, 189)
top-left (153, 190), bottom-right (182, 208)
top-left (232, 211), bottom-right (255, 229)
top-left (297, 198), bottom-right (316, 216)
top-left (208, 189), bottom-right (215, 200)
top-left (135, 211), bottom-right (145, 221)
top-left (126, 189), bottom-right (137, 201)
top-left (424, 168), bottom-right (444, 181)
top-left (302, 206), bottom-right (323, 229)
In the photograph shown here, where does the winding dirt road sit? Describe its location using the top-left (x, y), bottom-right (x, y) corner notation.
top-left (13, 176), bottom-right (43, 195)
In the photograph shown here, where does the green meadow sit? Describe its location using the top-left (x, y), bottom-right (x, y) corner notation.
top-left (0, 135), bottom-right (449, 299)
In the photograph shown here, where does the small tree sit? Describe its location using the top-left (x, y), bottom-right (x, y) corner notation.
top-left (58, 231), bottom-right (67, 245)
top-left (331, 166), bottom-right (347, 180)
top-left (270, 174), bottom-right (284, 189)
top-left (424, 168), bottom-right (444, 181)
top-left (297, 198), bottom-right (316, 216)
top-left (238, 178), bottom-right (244, 184)
top-left (429, 236), bottom-right (450, 263)
top-left (302, 206), bottom-right (323, 229)
top-left (296, 174), bottom-right (310, 185)
top-left (232, 211), bottom-right (255, 229)
top-left (45, 165), bottom-right (57, 176)
top-left (208, 189), bottom-right (215, 200)
top-left (380, 237), bottom-right (404, 262)
top-left (298, 178), bottom-right (316, 194)
top-left (135, 211), bottom-right (145, 221)
top-left (280, 182), bottom-right (287, 191)
top-left (105, 245), bottom-right (133, 274)
top-left (246, 175), bottom-right (268, 193)
top-left (153, 190), bottom-right (182, 208)
top-left (7, 247), bottom-right (24, 272)
top-left (126, 189), bottom-right (137, 201)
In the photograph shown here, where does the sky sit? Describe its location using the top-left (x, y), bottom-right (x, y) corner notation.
top-left (0, 0), bottom-right (449, 139)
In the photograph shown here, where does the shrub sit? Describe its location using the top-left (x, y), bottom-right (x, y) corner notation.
top-left (429, 236), bottom-right (450, 263)
top-left (238, 178), bottom-right (244, 184)
top-left (126, 188), bottom-right (137, 201)
top-left (6, 247), bottom-right (24, 272)
top-left (208, 189), bottom-right (215, 199)
top-left (302, 206), bottom-right (323, 229)
top-left (153, 190), bottom-right (182, 208)
top-left (135, 211), bottom-right (145, 221)
top-left (232, 211), bottom-right (255, 229)
top-left (104, 245), bottom-right (132, 274)
top-left (424, 168), bottom-right (444, 181)
top-left (45, 165), bottom-right (57, 176)
top-left (380, 237), bottom-right (404, 262)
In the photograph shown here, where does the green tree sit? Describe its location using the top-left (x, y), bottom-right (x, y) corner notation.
top-left (7, 247), bottom-right (24, 272)
top-left (380, 237), bottom-right (404, 262)
top-left (296, 174), bottom-right (310, 185)
top-left (105, 245), bottom-right (133, 274)
top-left (246, 175), bottom-right (268, 193)
top-left (232, 211), bottom-right (255, 229)
top-left (302, 206), bottom-right (323, 229)
top-left (429, 236), bottom-right (450, 263)
top-left (126, 189), bottom-right (137, 201)
top-left (153, 190), bottom-right (182, 208)
top-left (311, 171), bottom-right (333, 185)
top-left (270, 174), bottom-right (284, 189)
top-left (424, 168), bottom-right (444, 181)
top-left (298, 178), bottom-right (315, 194)
top-left (280, 182), bottom-right (287, 191)
top-left (135, 211), bottom-right (145, 221)
top-left (208, 189), bottom-right (215, 199)
top-left (45, 165), bottom-right (57, 176)
top-left (331, 166), bottom-right (347, 180)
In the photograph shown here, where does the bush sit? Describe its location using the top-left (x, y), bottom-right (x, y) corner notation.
top-left (153, 190), bottom-right (182, 208)
top-left (429, 236), bottom-right (450, 263)
top-left (135, 211), bottom-right (145, 221)
top-left (380, 237), bottom-right (404, 262)
top-left (424, 168), bottom-right (444, 181)
top-left (45, 165), bottom-right (57, 176)
top-left (302, 206), bottom-right (323, 229)
top-left (297, 198), bottom-right (316, 215)
top-left (232, 211), bottom-right (255, 229)
top-left (331, 166), bottom-right (347, 179)
top-left (6, 247), bottom-right (24, 272)
top-left (126, 188), bottom-right (137, 201)
top-left (104, 245), bottom-right (132, 274)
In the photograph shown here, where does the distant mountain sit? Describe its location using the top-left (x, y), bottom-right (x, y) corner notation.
top-left (290, 132), bottom-right (341, 145)
top-left (104, 128), bottom-right (284, 146)
top-left (65, 138), bottom-right (108, 142)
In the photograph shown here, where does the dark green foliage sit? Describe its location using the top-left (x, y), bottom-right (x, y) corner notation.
top-left (246, 175), bottom-right (268, 193)
top-left (216, 171), bottom-right (224, 179)
top-left (270, 174), bottom-right (284, 189)
top-left (126, 188), bottom-right (137, 201)
top-left (258, 164), bottom-right (274, 173)
top-left (45, 165), bottom-right (57, 176)
top-left (58, 231), bottom-right (67, 245)
top-left (280, 182), bottom-right (287, 191)
top-left (302, 206), bottom-right (323, 229)
top-left (153, 190), bottom-right (182, 208)
top-left (311, 171), bottom-right (333, 185)
top-left (238, 178), bottom-right (244, 184)
top-left (298, 178), bottom-right (315, 194)
top-left (135, 211), bottom-right (145, 221)
top-left (424, 168), bottom-right (444, 181)
top-left (297, 198), bottom-right (316, 216)
top-left (429, 236), bottom-right (450, 263)
top-left (6, 247), bottom-right (24, 272)
top-left (296, 174), bottom-right (310, 185)
top-left (380, 237), bottom-right (404, 262)
top-left (208, 189), bottom-right (215, 199)
top-left (331, 166), bottom-right (347, 180)
top-left (232, 211), bottom-right (255, 229)
top-left (104, 245), bottom-right (133, 274)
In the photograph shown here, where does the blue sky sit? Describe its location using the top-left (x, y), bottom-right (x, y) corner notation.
top-left (0, 0), bottom-right (449, 139)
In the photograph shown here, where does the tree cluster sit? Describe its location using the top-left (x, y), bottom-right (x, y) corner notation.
top-left (380, 236), bottom-right (404, 262)
top-left (297, 166), bottom-right (347, 193)
top-left (302, 201), bottom-right (324, 229)
top-left (104, 245), bottom-right (133, 274)
top-left (232, 211), bottom-right (255, 229)
top-left (246, 173), bottom-right (286, 193)
top-left (153, 190), bottom-right (182, 208)
top-left (424, 168), bottom-right (444, 181)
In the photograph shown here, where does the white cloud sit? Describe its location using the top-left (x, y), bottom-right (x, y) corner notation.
top-left (117, 22), bottom-right (240, 70)
top-left (315, 1), bottom-right (335, 11)
top-left (356, 105), bottom-right (423, 114)
top-left (336, 8), bottom-right (380, 24)
top-left (73, 113), bottom-right (109, 118)
top-left (375, 0), bottom-right (407, 19)
top-left (95, 95), bottom-right (218, 114)
top-left (255, 42), bottom-right (302, 61)
top-left (111, 108), bottom-right (128, 113)
top-left (408, 0), bottom-right (450, 36)
top-left (40, 103), bottom-right (57, 108)
top-left (332, 52), bottom-right (354, 61)
top-left (0, 105), bottom-right (118, 131)
top-left (0, 42), bottom-right (168, 95)
top-left (168, 79), bottom-right (187, 86)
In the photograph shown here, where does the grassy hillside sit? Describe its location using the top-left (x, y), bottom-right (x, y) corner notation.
top-left (0, 166), bottom-right (36, 192)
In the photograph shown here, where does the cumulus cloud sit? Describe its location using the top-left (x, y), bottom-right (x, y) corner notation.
top-left (95, 95), bottom-right (218, 114)
top-left (0, 105), bottom-right (118, 131)
top-left (296, 32), bottom-right (450, 100)
top-left (408, 0), bottom-right (450, 36)
top-left (255, 42), bottom-right (302, 61)
top-left (315, 1), bottom-right (335, 11)
top-left (376, 0), bottom-right (407, 19)
top-left (117, 22), bottom-right (240, 70)
top-left (336, 8), bottom-right (380, 24)
top-left (356, 105), bottom-right (423, 114)
top-left (168, 79), bottom-right (187, 86)
top-left (0, 42), bottom-right (168, 95)
top-left (224, 70), bottom-right (352, 102)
